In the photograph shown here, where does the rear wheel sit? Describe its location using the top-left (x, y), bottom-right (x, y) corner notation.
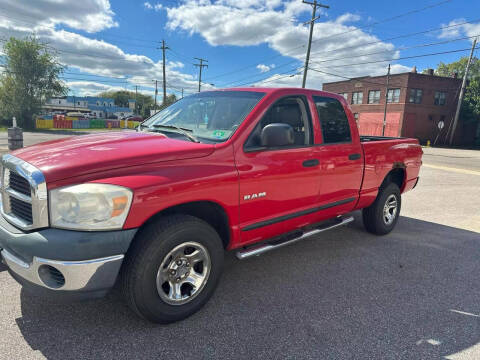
top-left (362, 182), bottom-right (401, 235)
top-left (121, 214), bottom-right (224, 323)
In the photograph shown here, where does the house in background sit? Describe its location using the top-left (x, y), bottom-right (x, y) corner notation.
top-left (43, 96), bottom-right (133, 119)
top-left (322, 68), bottom-right (476, 146)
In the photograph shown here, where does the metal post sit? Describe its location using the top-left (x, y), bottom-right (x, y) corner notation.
top-left (158, 40), bottom-right (169, 105)
top-left (382, 64), bottom-right (391, 136)
top-left (154, 80), bottom-right (158, 111)
top-left (301, 0), bottom-right (329, 88)
top-left (448, 36), bottom-right (478, 145)
top-left (135, 85), bottom-right (138, 115)
top-left (8, 117), bottom-right (23, 150)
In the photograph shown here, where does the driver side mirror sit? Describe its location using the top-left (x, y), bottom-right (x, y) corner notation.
top-left (261, 123), bottom-right (294, 148)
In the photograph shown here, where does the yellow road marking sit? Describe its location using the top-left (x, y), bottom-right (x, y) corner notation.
top-left (423, 163), bottom-right (480, 176)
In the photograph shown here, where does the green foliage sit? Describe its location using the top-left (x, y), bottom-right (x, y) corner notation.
top-left (433, 56), bottom-right (480, 79)
top-left (97, 90), bottom-right (177, 118)
top-left (0, 36), bottom-right (67, 129)
top-left (428, 56), bottom-right (480, 124)
top-left (159, 94), bottom-right (178, 110)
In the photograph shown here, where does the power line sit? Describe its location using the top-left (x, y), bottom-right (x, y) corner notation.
top-left (309, 35), bottom-right (479, 66)
top-left (208, 20), bottom-right (479, 86)
top-left (308, 18), bottom-right (480, 58)
top-left (307, 66), bottom-right (463, 91)
top-left (221, 60), bottom-right (300, 87)
top-left (228, 67), bottom-right (304, 88)
top-left (310, 47), bottom-right (473, 68)
top-left (205, 0), bottom-right (455, 81)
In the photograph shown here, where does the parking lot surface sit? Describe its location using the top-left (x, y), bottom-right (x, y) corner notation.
top-left (0, 133), bottom-right (479, 359)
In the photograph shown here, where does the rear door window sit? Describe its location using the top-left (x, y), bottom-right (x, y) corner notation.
top-left (313, 96), bottom-right (352, 144)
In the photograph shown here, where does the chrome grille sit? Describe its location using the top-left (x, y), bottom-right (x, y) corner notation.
top-left (9, 172), bottom-right (31, 196)
top-left (10, 197), bottom-right (33, 223)
top-left (1, 154), bottom-right (49, 230)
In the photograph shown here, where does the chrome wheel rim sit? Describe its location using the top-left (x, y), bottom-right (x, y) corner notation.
top-left (383, 194), bottom-right (398, 225)
top-left (156, 241), bottom-right (211, 306)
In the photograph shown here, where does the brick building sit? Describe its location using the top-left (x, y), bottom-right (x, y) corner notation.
top-left (322, 69), bottom-right (477, 145)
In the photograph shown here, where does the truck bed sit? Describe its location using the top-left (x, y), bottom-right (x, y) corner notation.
top-left (359, 136), bottom-right (422, 200)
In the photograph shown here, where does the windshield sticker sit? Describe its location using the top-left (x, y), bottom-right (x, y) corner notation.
top-left (212, 130), bottom-right (226, 138)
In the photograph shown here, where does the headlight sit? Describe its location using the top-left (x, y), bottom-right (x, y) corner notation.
top-left (49, 184), bottom-right (133, 231)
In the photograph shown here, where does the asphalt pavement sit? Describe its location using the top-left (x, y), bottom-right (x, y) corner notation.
top-left (0, 133), bottom-right (479, 359)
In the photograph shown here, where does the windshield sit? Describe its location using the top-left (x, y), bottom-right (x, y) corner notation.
top-left (141, 91), bottom-right (265, 143)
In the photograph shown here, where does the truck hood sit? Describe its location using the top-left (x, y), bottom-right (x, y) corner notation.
top-left (12, 131), bottom-right (215, 183)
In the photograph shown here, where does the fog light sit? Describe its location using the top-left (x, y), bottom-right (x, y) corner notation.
top-left (38, 265), bottom-right (65, 289)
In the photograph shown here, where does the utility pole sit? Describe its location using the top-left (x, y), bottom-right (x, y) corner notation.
top-left (302, 0), bottom-right (329, 88)
top-left (154, 80), bottom-right (158, 111)
top-left (382, 64), bottom-right (391, 136)
top-left (134, 85), bottom-right (138, 115)
top-left (181, 88), bottom-right (184, 99)
top-left (158, 40), bottom-right (169, 105)
top-left (449, 36), bottom-right (478, 145)
top-left (194, 57), bottom-right (208, 92)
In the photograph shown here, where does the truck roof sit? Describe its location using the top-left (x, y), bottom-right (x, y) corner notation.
top-left (207, 87), bottom-right (341, 99)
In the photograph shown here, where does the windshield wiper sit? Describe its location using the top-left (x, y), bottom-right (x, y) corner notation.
top-left (151, 124), bottom-right (199, 143)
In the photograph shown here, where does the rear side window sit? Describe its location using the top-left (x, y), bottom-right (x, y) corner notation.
top-left (313, 96), bottom-right (351, 144)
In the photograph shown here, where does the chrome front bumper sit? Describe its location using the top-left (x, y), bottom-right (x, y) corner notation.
top-left (1, 249), bottom-right (124, 292)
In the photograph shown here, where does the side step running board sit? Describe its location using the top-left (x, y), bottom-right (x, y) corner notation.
top-left (236, 216), bottom-right (354, 260)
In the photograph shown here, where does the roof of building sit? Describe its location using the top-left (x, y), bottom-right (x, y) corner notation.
top-left (322, 71), bottom-right (462, 86)
top-left (64, 96), bottom-right (115, 103)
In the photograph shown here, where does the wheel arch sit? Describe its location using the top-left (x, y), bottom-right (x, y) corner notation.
top-left (135, 201), bottom-right (231, 249)
top-left (381, 164), bottom-right (406, 191)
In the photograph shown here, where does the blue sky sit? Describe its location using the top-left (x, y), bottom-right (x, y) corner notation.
top-left (0, 0), bottom-right (478, 99)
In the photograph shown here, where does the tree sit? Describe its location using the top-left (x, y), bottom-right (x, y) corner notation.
top-left (0, 36), bottom-right (67, 129)
top-left (97, 90), bottom-right (177, 118)
top-left (428, 56), bottom-right (480, 126)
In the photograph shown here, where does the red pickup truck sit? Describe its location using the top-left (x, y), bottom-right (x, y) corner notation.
top-left (0, 88), bottom-right (422, 323)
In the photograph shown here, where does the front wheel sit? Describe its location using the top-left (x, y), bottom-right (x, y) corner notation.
top-left (121, 215), bottom-right (224, 323)
top-left (362, 182), bottom-right (401, 235)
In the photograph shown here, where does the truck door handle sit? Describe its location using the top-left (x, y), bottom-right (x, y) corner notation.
top-left (302, 159), bottom-right (319, 167)
top-left (348, 153), bottom-right (361, 161)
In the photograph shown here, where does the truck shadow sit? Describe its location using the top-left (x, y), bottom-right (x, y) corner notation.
top-left (15, 213), bottom-right (480, 359)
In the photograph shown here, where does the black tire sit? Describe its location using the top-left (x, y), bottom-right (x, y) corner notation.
top-left (362, 182), bottom-right (401, 235)
top-left (120, 214), bottom-right (224, 323)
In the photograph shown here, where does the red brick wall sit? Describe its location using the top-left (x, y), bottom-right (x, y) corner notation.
top-left (322, 72), bottom-right (466, 144)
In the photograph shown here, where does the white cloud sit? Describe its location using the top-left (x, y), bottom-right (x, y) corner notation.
top-left (438, 18), bottom-right (480, 42)
top-left (335, 13), bottom-right (361, 24)
top-left (66, 81), bottom-right (127, 96)
top-left (0, 0), bottom-right (117, 33)
top-left (0, 1), bottom-right (203, 94)
top-left (165, 1), bottom-right (413, 88)
top-left (144, 2), bottom-right (163, 11)
top-left (256, 64), bottom-right (275, 73)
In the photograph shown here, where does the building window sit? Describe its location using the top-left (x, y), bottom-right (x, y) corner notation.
top-left (409, 89), bottom-right (423, 104)
top-left (351, 91), bottom-right (363, 104)
top-left (338, 92), bottom-right (348, 100)
top-left (313, 96), bottom-right (352, 144)
top-left (58, 100), bottom-right (61, 104)
top-left (368, 90), bottom-right (381, 104)
top-left (434, 91), bottom-right (446, 105)
top-left (387, 88), bottom-right (400, 103)
top-left (77, 101), bottom-right (80, 105)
